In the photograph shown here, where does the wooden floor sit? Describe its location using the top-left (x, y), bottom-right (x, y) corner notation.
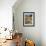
top-left (0, 39), bottom-right (16, 46)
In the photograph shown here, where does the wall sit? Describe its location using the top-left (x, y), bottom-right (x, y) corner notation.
top-left (0, 0), bottom-right (17, 30)
top-left (41, 0), bottom-right (46, 46)
top-left (13, 0), bottom-right (41, 46)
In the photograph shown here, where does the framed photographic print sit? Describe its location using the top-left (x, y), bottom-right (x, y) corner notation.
top-left (23, 12), bottom-right (35, 27)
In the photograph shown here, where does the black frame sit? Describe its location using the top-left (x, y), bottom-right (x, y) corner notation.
top-left (23, 12), bottom-right (35, 27)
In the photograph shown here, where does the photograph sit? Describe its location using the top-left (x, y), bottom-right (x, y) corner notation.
top-left (23, 12), bottom-right (35, 27)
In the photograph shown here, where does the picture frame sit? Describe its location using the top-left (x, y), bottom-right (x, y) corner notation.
top-left (23, 12), bottom-right (35, 27)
